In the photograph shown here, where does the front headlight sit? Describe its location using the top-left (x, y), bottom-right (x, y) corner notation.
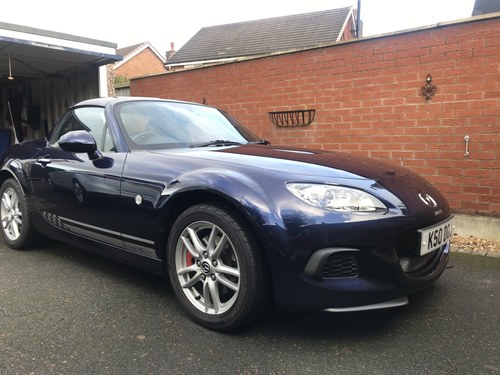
top-left (286, 183), bottom-right (387, 213)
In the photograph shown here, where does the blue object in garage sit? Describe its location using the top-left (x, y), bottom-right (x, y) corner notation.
top-left (0, 129), bottom-right (11, 157)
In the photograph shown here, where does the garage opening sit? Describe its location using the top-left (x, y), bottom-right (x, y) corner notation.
top-left (0, 22), bottom-right (120, 154)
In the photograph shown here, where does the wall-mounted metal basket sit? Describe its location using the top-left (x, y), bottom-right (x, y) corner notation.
top-left (269, 109), bottom-right (316, 127)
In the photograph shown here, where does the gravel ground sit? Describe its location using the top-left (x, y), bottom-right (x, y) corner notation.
top-left (451, 234), bottom-right (500, 257)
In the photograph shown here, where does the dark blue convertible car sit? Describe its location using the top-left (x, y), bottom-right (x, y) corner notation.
top-left (0, 97), bottom-right (454, 330)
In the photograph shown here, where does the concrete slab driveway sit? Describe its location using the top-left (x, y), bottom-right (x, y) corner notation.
top-left (1, 241), bottom-right (499, 375)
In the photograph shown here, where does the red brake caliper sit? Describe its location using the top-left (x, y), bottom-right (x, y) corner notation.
top-left (186, 249), bottom-right (194, 266)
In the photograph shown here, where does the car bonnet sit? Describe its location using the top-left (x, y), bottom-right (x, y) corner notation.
top-left (215, 144), bottom-right (410, 181)
top-left (216, 145), bottom-right (449, 216)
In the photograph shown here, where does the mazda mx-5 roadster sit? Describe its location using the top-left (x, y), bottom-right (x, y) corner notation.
top-left (0, 97), bottom-right (453, 330)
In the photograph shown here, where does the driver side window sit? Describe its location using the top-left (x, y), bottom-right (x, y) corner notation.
top-left (50, 107), bottom-right (116, 152)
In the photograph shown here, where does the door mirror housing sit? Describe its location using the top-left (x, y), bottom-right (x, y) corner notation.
top-left (58, 130), bottom-right (103, 161)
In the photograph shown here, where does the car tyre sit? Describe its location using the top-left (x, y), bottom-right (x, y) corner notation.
top-left (167, 203), bottom-right (268, 331)
top-left (0, 178), bottom-right (39, 249)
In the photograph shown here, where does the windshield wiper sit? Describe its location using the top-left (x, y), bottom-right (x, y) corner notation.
top-left (189, 140), bottom-right (242, 148)
top-left (248, 139), bottom-right (271, 145)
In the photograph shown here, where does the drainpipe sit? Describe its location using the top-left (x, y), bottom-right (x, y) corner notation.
top-left (356, 0), bottom-right (362, 38)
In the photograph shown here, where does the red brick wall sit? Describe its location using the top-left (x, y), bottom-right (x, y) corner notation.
top-left (131, 16), bottom-right (500, 217)
top-left (115, 48), bottom-right (166, 79)
top-left (341, 14), bottom-right (356, 40)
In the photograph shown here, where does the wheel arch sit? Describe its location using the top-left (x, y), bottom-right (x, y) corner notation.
top-left (0, 164), bottom-right (41, 249)
top-left (159, 189), bottom-right (275, 297)
top-left (0, 161), bottom-right (30, 197)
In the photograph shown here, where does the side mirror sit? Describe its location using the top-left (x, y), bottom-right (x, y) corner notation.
top-left (58, 130), bottom-right (102, 161)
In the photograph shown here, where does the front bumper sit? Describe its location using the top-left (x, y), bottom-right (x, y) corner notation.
top-left (267, 217), bottom-right (451, 312)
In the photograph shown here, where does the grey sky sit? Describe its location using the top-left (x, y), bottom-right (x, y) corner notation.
top-left (2, 0), bottom-right (476, 54)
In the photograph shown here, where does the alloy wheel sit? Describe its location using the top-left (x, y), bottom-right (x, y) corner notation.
top-left (175, 220), bottom-right (241, 315)
top-left (1, 187), bottom-right (23, 241)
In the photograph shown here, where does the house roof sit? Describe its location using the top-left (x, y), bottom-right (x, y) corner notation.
top-left (472, 0), bottom-right (500, 15)
top-left (116, 42), bottom-right (145, 58)
top-left (167, 7), bottom-right (354, 66)
top-left (114, 41), bottom-right (166, 69)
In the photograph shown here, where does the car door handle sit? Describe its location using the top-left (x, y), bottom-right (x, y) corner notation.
top-left (36, 157), bottom-right (52, 166)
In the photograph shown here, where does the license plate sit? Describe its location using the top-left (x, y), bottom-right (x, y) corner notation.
top-left (418, 217), bottom-right (454, 256)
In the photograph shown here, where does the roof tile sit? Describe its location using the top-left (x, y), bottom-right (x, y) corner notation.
top-left (168, 7), bottom-right (353, 65)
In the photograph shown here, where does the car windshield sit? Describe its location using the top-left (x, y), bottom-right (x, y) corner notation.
top-left (114, 100), bottom-right (261, 150)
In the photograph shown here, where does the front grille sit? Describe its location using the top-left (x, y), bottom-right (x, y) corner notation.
top-left (394, 230), bottom-right (419, 258)
top-left (321, 253), bottom-right (359, 278)
top-left (395, 225), bottom-right (449, 275)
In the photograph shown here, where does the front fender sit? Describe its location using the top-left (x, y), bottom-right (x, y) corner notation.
top-left (162, 167), bottom-right (270, 204)
top-left (160, 167), bottom-right (285, 248)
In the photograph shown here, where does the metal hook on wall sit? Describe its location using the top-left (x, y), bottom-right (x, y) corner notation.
top-left (464, 135), bottom-right (470, 157)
